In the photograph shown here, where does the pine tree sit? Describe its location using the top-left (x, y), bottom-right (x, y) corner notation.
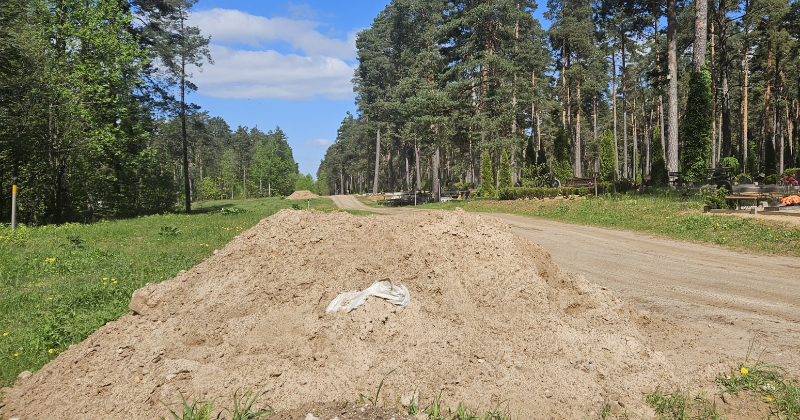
top-left (650, 127), bottom-right (668, 187)
top-left (478, 150), bottom-right (496, 197)
top-left (499, 149), bottom-right (513, 189)
top-left (141, 0), bottom-right (212, 213)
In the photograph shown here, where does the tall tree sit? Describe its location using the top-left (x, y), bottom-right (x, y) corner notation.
top-left (141, 0), bottom-right (212, 213)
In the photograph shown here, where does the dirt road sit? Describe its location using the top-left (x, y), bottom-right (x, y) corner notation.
top-left (332, 195), bottom-right (800, 378)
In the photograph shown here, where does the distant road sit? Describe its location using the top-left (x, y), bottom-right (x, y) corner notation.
top-left (331, 194), bottom-right (800, 374)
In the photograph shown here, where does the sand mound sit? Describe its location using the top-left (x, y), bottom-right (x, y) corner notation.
top-left (1, 209), bottom-right (674, 420)
top-left (286, 190), bottom-right (319, 200)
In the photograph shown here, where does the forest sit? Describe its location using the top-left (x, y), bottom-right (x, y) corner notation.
top-left (0, 0), bottom-right (304, 225)
top-left (318, 0), bottom-right (800, 199)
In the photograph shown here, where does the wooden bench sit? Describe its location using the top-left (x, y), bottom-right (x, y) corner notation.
top-left (725, 194), bottom-right (766, 210)
top-left (565, 175), bottom-right (599, 195)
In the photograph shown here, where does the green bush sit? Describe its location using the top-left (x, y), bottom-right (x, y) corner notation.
top-left (452, 182), bottom-right (475, 190)
top-left (782, 168), bottom-right (800, 177)
top-left (561, 187), bottom-right (577, 197)
top-left (498, 187), bottom-right (560, 200)
top-left (600, 129), bottom-right (617, 182)
top-left (681, 65), bottom-right (713, 182)
top-left (578, 187), bottom-right (590, 196)
top-left (764, 174), bottom-right (779, 185)
top-left (498, 149), bottom-right (513, 189)
top-left (477, 149), bottom-right (496, 197)
top-left (650, 127), bottom-right (668, 187)
top-left (705, 188), bottom-right (733, 209)
top-left (721, 157), bottom-right (740, 174)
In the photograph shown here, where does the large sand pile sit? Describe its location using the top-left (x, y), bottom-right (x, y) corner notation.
top-left (286, 190), bottom-right (319, 200)
top-left (1, 209), bottom-right (675, 419)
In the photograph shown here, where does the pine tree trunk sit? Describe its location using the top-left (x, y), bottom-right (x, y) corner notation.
top-left (415, 139), bottom-right (421, 192)
top-left (719, 0), bottom-right (732, 158)
top-left (613, 48), bottom-right (619, 179)
top-left (710, 21), bottom-right (717, 167)
top-left (373, 125), bottom-right (380, 193)
top-left (764, 39), bottom-right (773, 173)
top-left (693, 0), bottom-right (707, 71)
top-left (742, 44), bottom-right (750, 171)
top-left (633, 96), bottom-right (637, 179)
top-left (562, 40), bottom-right (567, 129)
top-left (432, 147), bottom-right (440, 201)
top-left (575, 77), bottom-right (582, 177)
top-left (667, 0), bottom-right (679, 174)
top-left (622, 40), bottom-right (628, 179)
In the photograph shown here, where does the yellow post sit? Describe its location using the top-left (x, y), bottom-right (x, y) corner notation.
top-left (11, 177), bottom-right (18, 231)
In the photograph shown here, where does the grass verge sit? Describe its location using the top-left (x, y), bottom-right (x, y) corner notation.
top-left (413, 192), bottom-right (800, 257)
top-left (0, 197), bottom-right (343, 387)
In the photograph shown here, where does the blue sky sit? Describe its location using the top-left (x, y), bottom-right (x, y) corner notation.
top-left (187, 1), bottom-right (549, 177)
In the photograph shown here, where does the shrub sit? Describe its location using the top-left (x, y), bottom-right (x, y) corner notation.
top-left (477, 150), bottom-right (496, 197)
top-left (705, 188), bottom-right (733, 209)
top-left (681, 65), bottom-right (713, 182)
top-left (498, 149), bottom-right (513, 189)
top-left (578, 187), bottom-right (590, 196)
top-left (764, 174), bottom-right (779, 185)
top-left (721, 156), bottom-right (740, 174)
top-left (560, 187), bottom-right (577, 197)
top-left (600, 129), bottom-right (617, 182)
top-left (498, 187), bottom-right (560, 200)
top-left (782, 168), bottom-right (800, 177)
top-left (650, 127), bottom-right (668, 187)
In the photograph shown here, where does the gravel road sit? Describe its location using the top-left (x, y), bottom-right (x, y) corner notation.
top-left (332, 195), bottom-right (800, 377)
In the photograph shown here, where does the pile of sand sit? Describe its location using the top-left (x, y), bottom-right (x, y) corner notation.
top-left (286, 190), bottom-right (319, 200)
top-left (0, 209), bottom-right (675, 419)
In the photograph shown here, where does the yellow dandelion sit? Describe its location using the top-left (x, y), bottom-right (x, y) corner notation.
top-left (113, 281), bottom-right (117, 284)
top-left (48, 297), bottom-right (53, 300)
top-left (766, 397), bottom-right (773, 402)
top-left (741, 367), bottom-right (749, 375)
top-left (205, 244), bottom-right (209, 247)
top-left (716, 223), bottom-right (719, 227)
top-left (3, 332), bottom-right (8, 336)
top-left (666, 216), bottom-right (670, 219)
top-left (14, 353), bottom-right (18, 357)
top-left (103, 277), bottom-right (107, 280)
top-left (111, 278), bottom-right (115, 281)
top-left (49, 349), bottom-right (54, 354)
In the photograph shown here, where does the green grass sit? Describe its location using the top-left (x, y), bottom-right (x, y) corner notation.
top-left (717, 343), bottom-right (800, 419)
top-left (0, 197), bottom-right (343, 387)
top-left (645, 387), bottom-right (722, 420)
top-left (414, 192), bottom-right (800, 257)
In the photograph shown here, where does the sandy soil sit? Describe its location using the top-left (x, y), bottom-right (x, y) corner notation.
top-left (333, 195), bottom-right (800, 380)
top-left (2, 196), bottom-right (797, 420)
top-left (286, 190), bottom-right (320, 200)
top-left (2, 208), bottom-right (678, 420)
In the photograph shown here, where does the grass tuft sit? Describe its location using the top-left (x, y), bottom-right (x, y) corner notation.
top-left (717, 340), bottom-right (800, 419)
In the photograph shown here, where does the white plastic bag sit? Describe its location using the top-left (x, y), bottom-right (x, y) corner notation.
top-left (326, 278), bottom-right (410, 313)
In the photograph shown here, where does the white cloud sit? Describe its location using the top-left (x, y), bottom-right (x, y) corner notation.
top-left (190, 8), bottom-right (356, 60)
top-left (188, 8), bottom-right (360, 101)
top-left (191, 45), bottom-right (355, 101)
top-left (303, 138), bottom-right (332, 148)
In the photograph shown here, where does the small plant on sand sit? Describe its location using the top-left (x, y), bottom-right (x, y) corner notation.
top-left (226, 389), bottom-right (274, 420)
top-left (161, 393), bottom-right (215, 420)
top-left (645, 386), bottom-right (721, 420)
top-left (717, 341), bottom-right (800, 418)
